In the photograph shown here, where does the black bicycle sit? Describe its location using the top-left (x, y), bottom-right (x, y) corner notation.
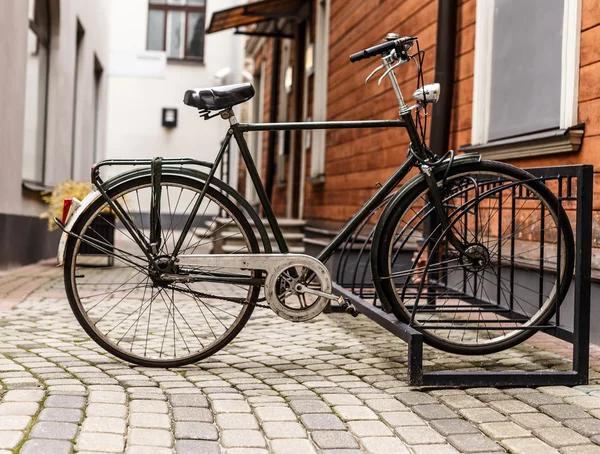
top-left (57, 34), bottom-right (574, 367)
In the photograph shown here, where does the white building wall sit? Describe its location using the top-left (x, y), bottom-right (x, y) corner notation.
top-left (0, 0), bottom-right (110, 268)
top-left (105, 0), bottom-right (246, 189)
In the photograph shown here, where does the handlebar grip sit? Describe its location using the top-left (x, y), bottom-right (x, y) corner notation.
top-left (349, 40), bottom-right (397, 63)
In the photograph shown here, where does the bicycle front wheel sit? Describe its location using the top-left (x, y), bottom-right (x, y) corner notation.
top-left (64, 175), bottom-right (261, 367)
top-left (374, 161), bottom-right (574, 355)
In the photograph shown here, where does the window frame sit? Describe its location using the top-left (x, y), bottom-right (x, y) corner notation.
top-left (471, 0), bottom-right (582, 147)
top-left (147, 1), bottom-right (207, 63)
top-left (22, 0), bottom-right (51, 186)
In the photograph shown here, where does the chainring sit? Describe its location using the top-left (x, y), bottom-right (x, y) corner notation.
top-left (264, 261), bottom-right (332, 322)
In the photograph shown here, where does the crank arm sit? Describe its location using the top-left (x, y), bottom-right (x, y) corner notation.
top-left (295, 284), bottom-right (342, 302)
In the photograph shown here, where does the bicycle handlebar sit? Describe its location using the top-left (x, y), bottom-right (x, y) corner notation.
top-left (349, 36), bottom-right (417, 63)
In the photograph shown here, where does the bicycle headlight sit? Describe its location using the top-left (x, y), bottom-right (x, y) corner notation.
top-left (412, 83), bottom-right (441, 104)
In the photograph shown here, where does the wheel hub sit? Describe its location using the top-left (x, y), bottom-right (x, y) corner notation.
top-left (460, 243), bottom-right (490, 273)
top-left (150, 256), bottom-right (176, 285)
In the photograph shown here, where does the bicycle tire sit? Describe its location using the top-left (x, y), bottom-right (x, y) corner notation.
top-left (64, 174), bottom-right (261, 367)
top-left (373, 160), bottom-right (574, 355)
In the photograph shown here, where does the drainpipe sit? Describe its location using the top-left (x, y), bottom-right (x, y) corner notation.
top-left (429, 0), bottom-right (458, 157)
top-left (264, 38), bottom-right (281, 203)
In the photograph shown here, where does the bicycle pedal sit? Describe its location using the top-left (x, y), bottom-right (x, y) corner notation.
top-left (345, 304), bottom-right (360, 317)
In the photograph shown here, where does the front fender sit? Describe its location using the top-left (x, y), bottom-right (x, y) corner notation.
top-left (56, 167), bottom-right (272, 266)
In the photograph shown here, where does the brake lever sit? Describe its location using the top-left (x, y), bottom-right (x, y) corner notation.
top-left (365, 64), bottom-right (385, 85)
top-left (378, 58), bottom-right (408, 86)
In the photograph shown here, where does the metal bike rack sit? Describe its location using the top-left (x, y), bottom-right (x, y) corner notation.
top-left (331, 164), bottom-right (593, 387)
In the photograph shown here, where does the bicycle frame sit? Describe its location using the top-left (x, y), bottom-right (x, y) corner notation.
top-left (84, 42), bottom-right (469, 276)
top-left (232, 112), bottom-right (422, 265)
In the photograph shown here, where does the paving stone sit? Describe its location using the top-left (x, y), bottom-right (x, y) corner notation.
top-left (128, 428), bottom-right (172, 447)
top-left (30, 421), bottom-right (78, 440)
top-left (88, 391), bottom-right (126, 404)
top-left (501, 437), bottom-right (560, 454)
top-left (563, 417), bottom-right (600, 437)
top-left (255, 407), bottom-right (297, 422)
top-left (380, 411), bottom-right (426, 427)
top-left (429, 418), bottom-right (479, 436)
top-left (129, 400), bottom-right (168, 413)
top-left (447, 433), bottom-right (504, 452)
top-left (126, 447), bottom-right (172, 454)
top-left (540, 404), bottom-right (592, 420)
top-left (172, 407), bottom-right (214, 422)
top-left (216, 413), bottom-right (259, 430)
top-left (365, 399), bottom-right (407, 412)
top-left (45, 395), bottom-right (85, 409)
top-left (321, 394), bottom-right (362, 406)
top-left (533, 427), bottom-right (590, 448)
top-left (360, 437), bottom-right (411, 454)
top-left (347, 420), bottom-right (393, 437)
top-left (86, 403), bottom-right (127, 418)
top-left (411, 445), bottom-right (459, 454)
top-left (176, 439), bottom-right (220, 454)
top-left (20, 439), bottom-right (73, 454)
top-left (0, 415), bottom-right (31, 431)
top-left (311, 431), bottom-right (358, 449)
top-left (490, 400), bottom-right (537, 414)
top-left (511, 412), bottom-right (563, 430)
top-left (565, 395), bottom-right (600, 410)
top-left (395, 392), bottom-right (438, 406)
top-left (262, 421), bottom-right (306, 439)
top-left (174, 422), bottom-right (219, 440)
top-left (560, 446), bottom-right (600, 454)
top-left (412, 404), bottom-right (457, 420)
top-left (300, 413), bottom-right (346, 430)
top-left (81, 416), bottom-right (126, 434)
top-left (0, 402), bottom-right (38, 415)
top-left (212, 400), bottom-right (252, 413)
top-left (479, 421), bottom-right (530, 439)
top-left (320, 450), bottom-right (364, 454)
top-left (169, 395), bottom-right (209, 407)
top-left (39, 408), bottom-right (83, 423)
top-left (129, 412), bottom-right (172, 428)
top-left (0, 431), bottom-right (23, 449)
top-left (538, 386), bottom-right (585, 397)
top-left (76, 432), bottom-right (124, 452)
top-left (221, 430), bottom-right (266, 448)
top-left (459, 407), bottom-right (508, 423)
top-left (514, 392), bottom-right (563, 408)
top-left (270, 439), bottom-right (317, 454)
top-left (2, 390), bottom-right (45, 402)
top-left (395, 425), bottom-right (446, 444)
top-left (334, 405), bottom-right (378, 421)
top-left (289, 399), bottom-right (331, 414)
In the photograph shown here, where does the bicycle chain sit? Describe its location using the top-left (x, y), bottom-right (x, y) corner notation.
top-left (166, 283), bottom-right (272, 309)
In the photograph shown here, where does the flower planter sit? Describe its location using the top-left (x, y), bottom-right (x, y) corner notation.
top-left (79, 212), bottom-right (115, 257)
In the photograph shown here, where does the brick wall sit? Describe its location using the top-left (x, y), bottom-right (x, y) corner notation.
top-left (305, 0), bottom-right (439, 230)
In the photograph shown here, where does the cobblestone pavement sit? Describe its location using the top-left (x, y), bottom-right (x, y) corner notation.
top-left (2, 261), bottom-right (600, 453)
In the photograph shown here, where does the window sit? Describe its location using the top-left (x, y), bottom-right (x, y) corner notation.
top-left (246, 63), bottom-right (266, 205)
top-left (147, 0), bottom-right (206, 62)
top-left (22, 0), bottom-right (50, 184)
top-left (471, 0), bottom-right (581, 150)
top-left (276, 41), bottom-right (292, 184)
top-left (309, 0), bottom-right (331, 180)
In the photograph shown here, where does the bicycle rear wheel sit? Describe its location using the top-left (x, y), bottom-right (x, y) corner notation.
top-left (64, 175), bottom-right (261, 367)
top-left (374, 161), bottom-right (574, 355)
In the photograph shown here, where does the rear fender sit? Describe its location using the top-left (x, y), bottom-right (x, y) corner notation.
top-left (56, 168), bottom-right (271, 266)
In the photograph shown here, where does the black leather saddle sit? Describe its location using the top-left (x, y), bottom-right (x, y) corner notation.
top-left (183, 83), bottom-right (255, 111)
